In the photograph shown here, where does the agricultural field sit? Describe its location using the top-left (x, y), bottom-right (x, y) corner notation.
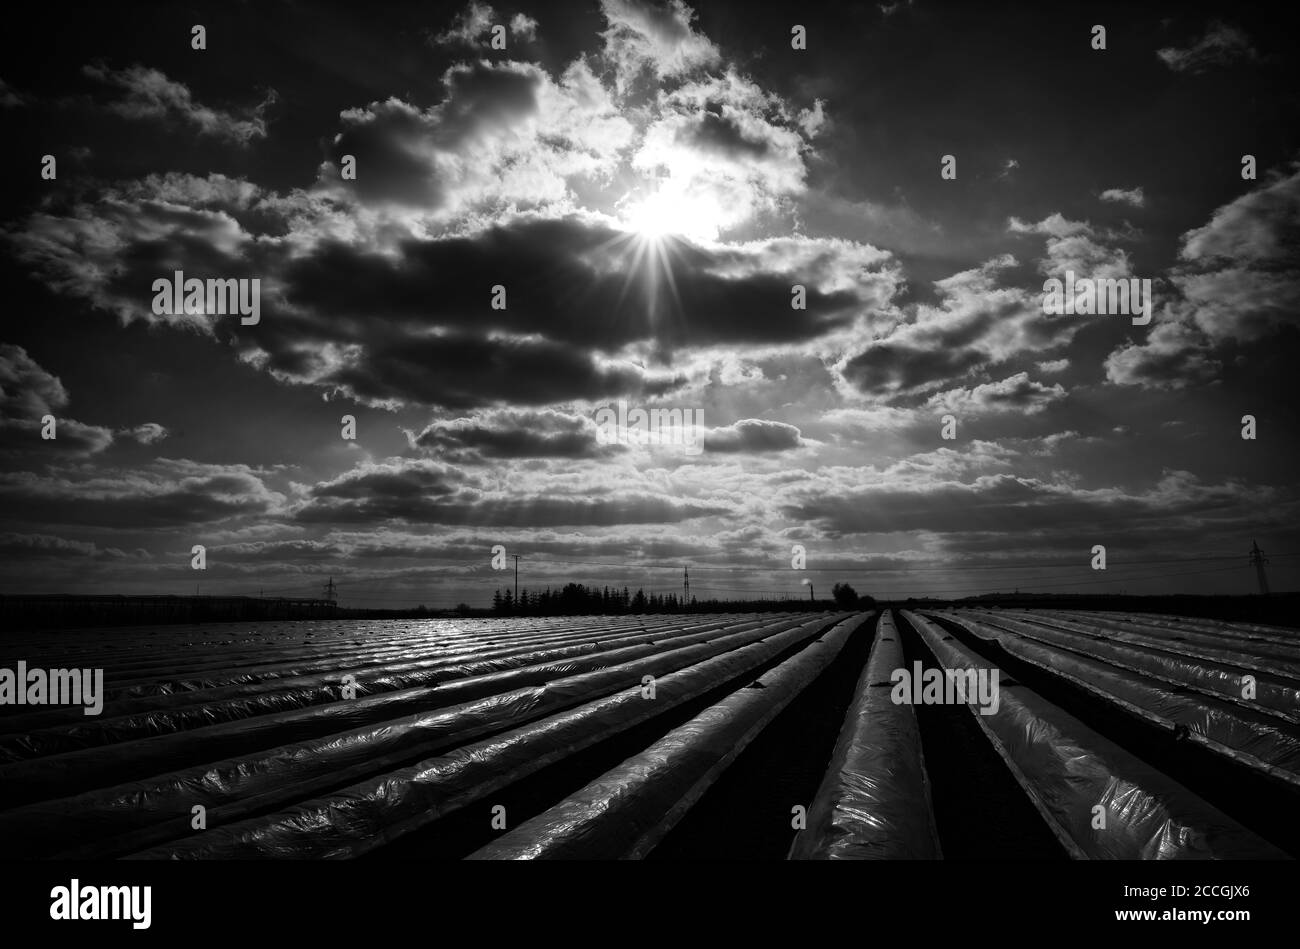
top-left (0, 609), bottom-right (1295, 859)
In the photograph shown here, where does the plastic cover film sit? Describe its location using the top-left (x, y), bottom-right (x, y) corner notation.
top-left (949, 611), bottom-right (1300, 724)
top-left (2, 615), bottom-right (821, 856)
top-left (943, 612), bottom-right (1300, 787)
top-left (0, 615), bottom-right (740, 734)
top-left (0, 616), bottom-right (770, 767)
top-left (5, 618), bottom-right (577, 691)
top-left (0, 617), bottom-right (809, 811)
top-left (789, 611), bottom-right (941, 860)
top-left (1054, 610), bottom-right (1300, 645)
top-left (0, 618), bottom-right (634, 733)
top-left (467, 613), bottom-right (868, 860)
top-left (1024, 611), bottom-right (1300, 675)
top-left (128, 615), bottom-right (848, 859)
top-left (1051, 607), bottom-right (1300, 651)
top-left (902, 611), bottom-right (1287, 860)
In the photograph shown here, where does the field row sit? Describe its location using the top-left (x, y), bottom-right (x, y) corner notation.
top-left (0, 609), bottom-right (1295, 858)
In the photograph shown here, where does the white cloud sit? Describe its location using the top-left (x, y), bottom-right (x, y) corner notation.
top-left (119, 422), bottom-right (169, 445)
top-left (1009, 213), bottom-right (1132, 280)
top-left (630, 70), bottom-right (816, 237)
top-left (1104, 320), bottom-right (1221, 390)
top-left (82, 63), bottom-right (276, 144)
top-left (879, 0), bottom-right (914, 16)
top-left (1172, 161), bottom-right (1300, 343)
top-left (511, 13), bottom-right (539, 40)
top-left (1100, 186), bottom-right (1145, 208)
top-left (319, 59), bottom-right (635, 218)
top-left (926, 372), bottom-right (1067, 417)
top-left (432, 3), bottom-right (537, 46)
top-left (1157, 21), bottom-right (1259, 73)
top-left (837, 255), bottom-right (1082, 403)
top-left (0, 77), bottom-right (24, 108)
top-left (434, 1), bottom-right (495, 45)
top-left (797, 99), bottom-right (827, 137)
top-left (600, 0), bottom-right (721, 91)
top-left (0, 345), bottom-right (116, 456)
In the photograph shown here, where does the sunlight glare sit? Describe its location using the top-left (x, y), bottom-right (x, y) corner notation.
top-left (621, 185), bottom-right (721, 244)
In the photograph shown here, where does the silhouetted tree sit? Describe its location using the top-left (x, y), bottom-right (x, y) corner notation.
top-left (832, 582), bottom-right (859, 608)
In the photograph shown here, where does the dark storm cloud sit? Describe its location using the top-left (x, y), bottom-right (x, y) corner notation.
top-left (326, 99), bottom-right (450, 208)
top-left (23, 203), bottom-right (686, 412)
top-left (783, 472), bottom-right (1277, 539)
top-left (296, 458), bottom-right (728, 526)
top-left (685, 107), bottom-right (773, 159)
top-left (322, 331), bottom-right (685, 410)
top-left (841, 342), bottom-right (987, 404)
top-left (7, 179), bottom-right (264, 324)
top-left (322, 63), bottom-right (541, 208)
top-left (704, 419), bottom-right (802, 453)
top-left (279, 216), bottom-right (870, 353)
top-left (0, 462), bottom-right (284, 529)
top-left (9, 177), bottom-right (890, 409)
top-left (0, 532), bottom-right (143, 561)
top-left (209, 539), bottom-right (346, 563)
top-left (837, 256), bottom-right (1076, 403)
top-left (414, 409), bottom-right (620, 460)
top-left (311, 459), bottom-right (465, 502)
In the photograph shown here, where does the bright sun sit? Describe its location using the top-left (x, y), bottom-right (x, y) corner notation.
top-left (609, 183), bottom-right (725, 321)
top-left (620, 185), bottom-right (722, 244)
top-left (623, 194), bottom-right (686, 239)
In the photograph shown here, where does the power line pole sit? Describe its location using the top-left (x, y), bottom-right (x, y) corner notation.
top-left (323, 576), bottom-right (337, 603)
top-left (683, 566), bottom-right (689, 605)
top-left (1249, 540), bottom-right (1270, 595)
top-left (514, 555), bottom-right (520, 602)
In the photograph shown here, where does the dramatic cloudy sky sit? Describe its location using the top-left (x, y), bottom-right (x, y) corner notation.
top-left (1, 0), bottom-right (1298, 606)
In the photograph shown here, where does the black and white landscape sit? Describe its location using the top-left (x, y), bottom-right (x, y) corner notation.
top-left (0, 0), bottom-right (1298, 877)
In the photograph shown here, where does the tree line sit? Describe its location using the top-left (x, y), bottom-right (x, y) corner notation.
top-left (490, 581), bottom-right (875, 616)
